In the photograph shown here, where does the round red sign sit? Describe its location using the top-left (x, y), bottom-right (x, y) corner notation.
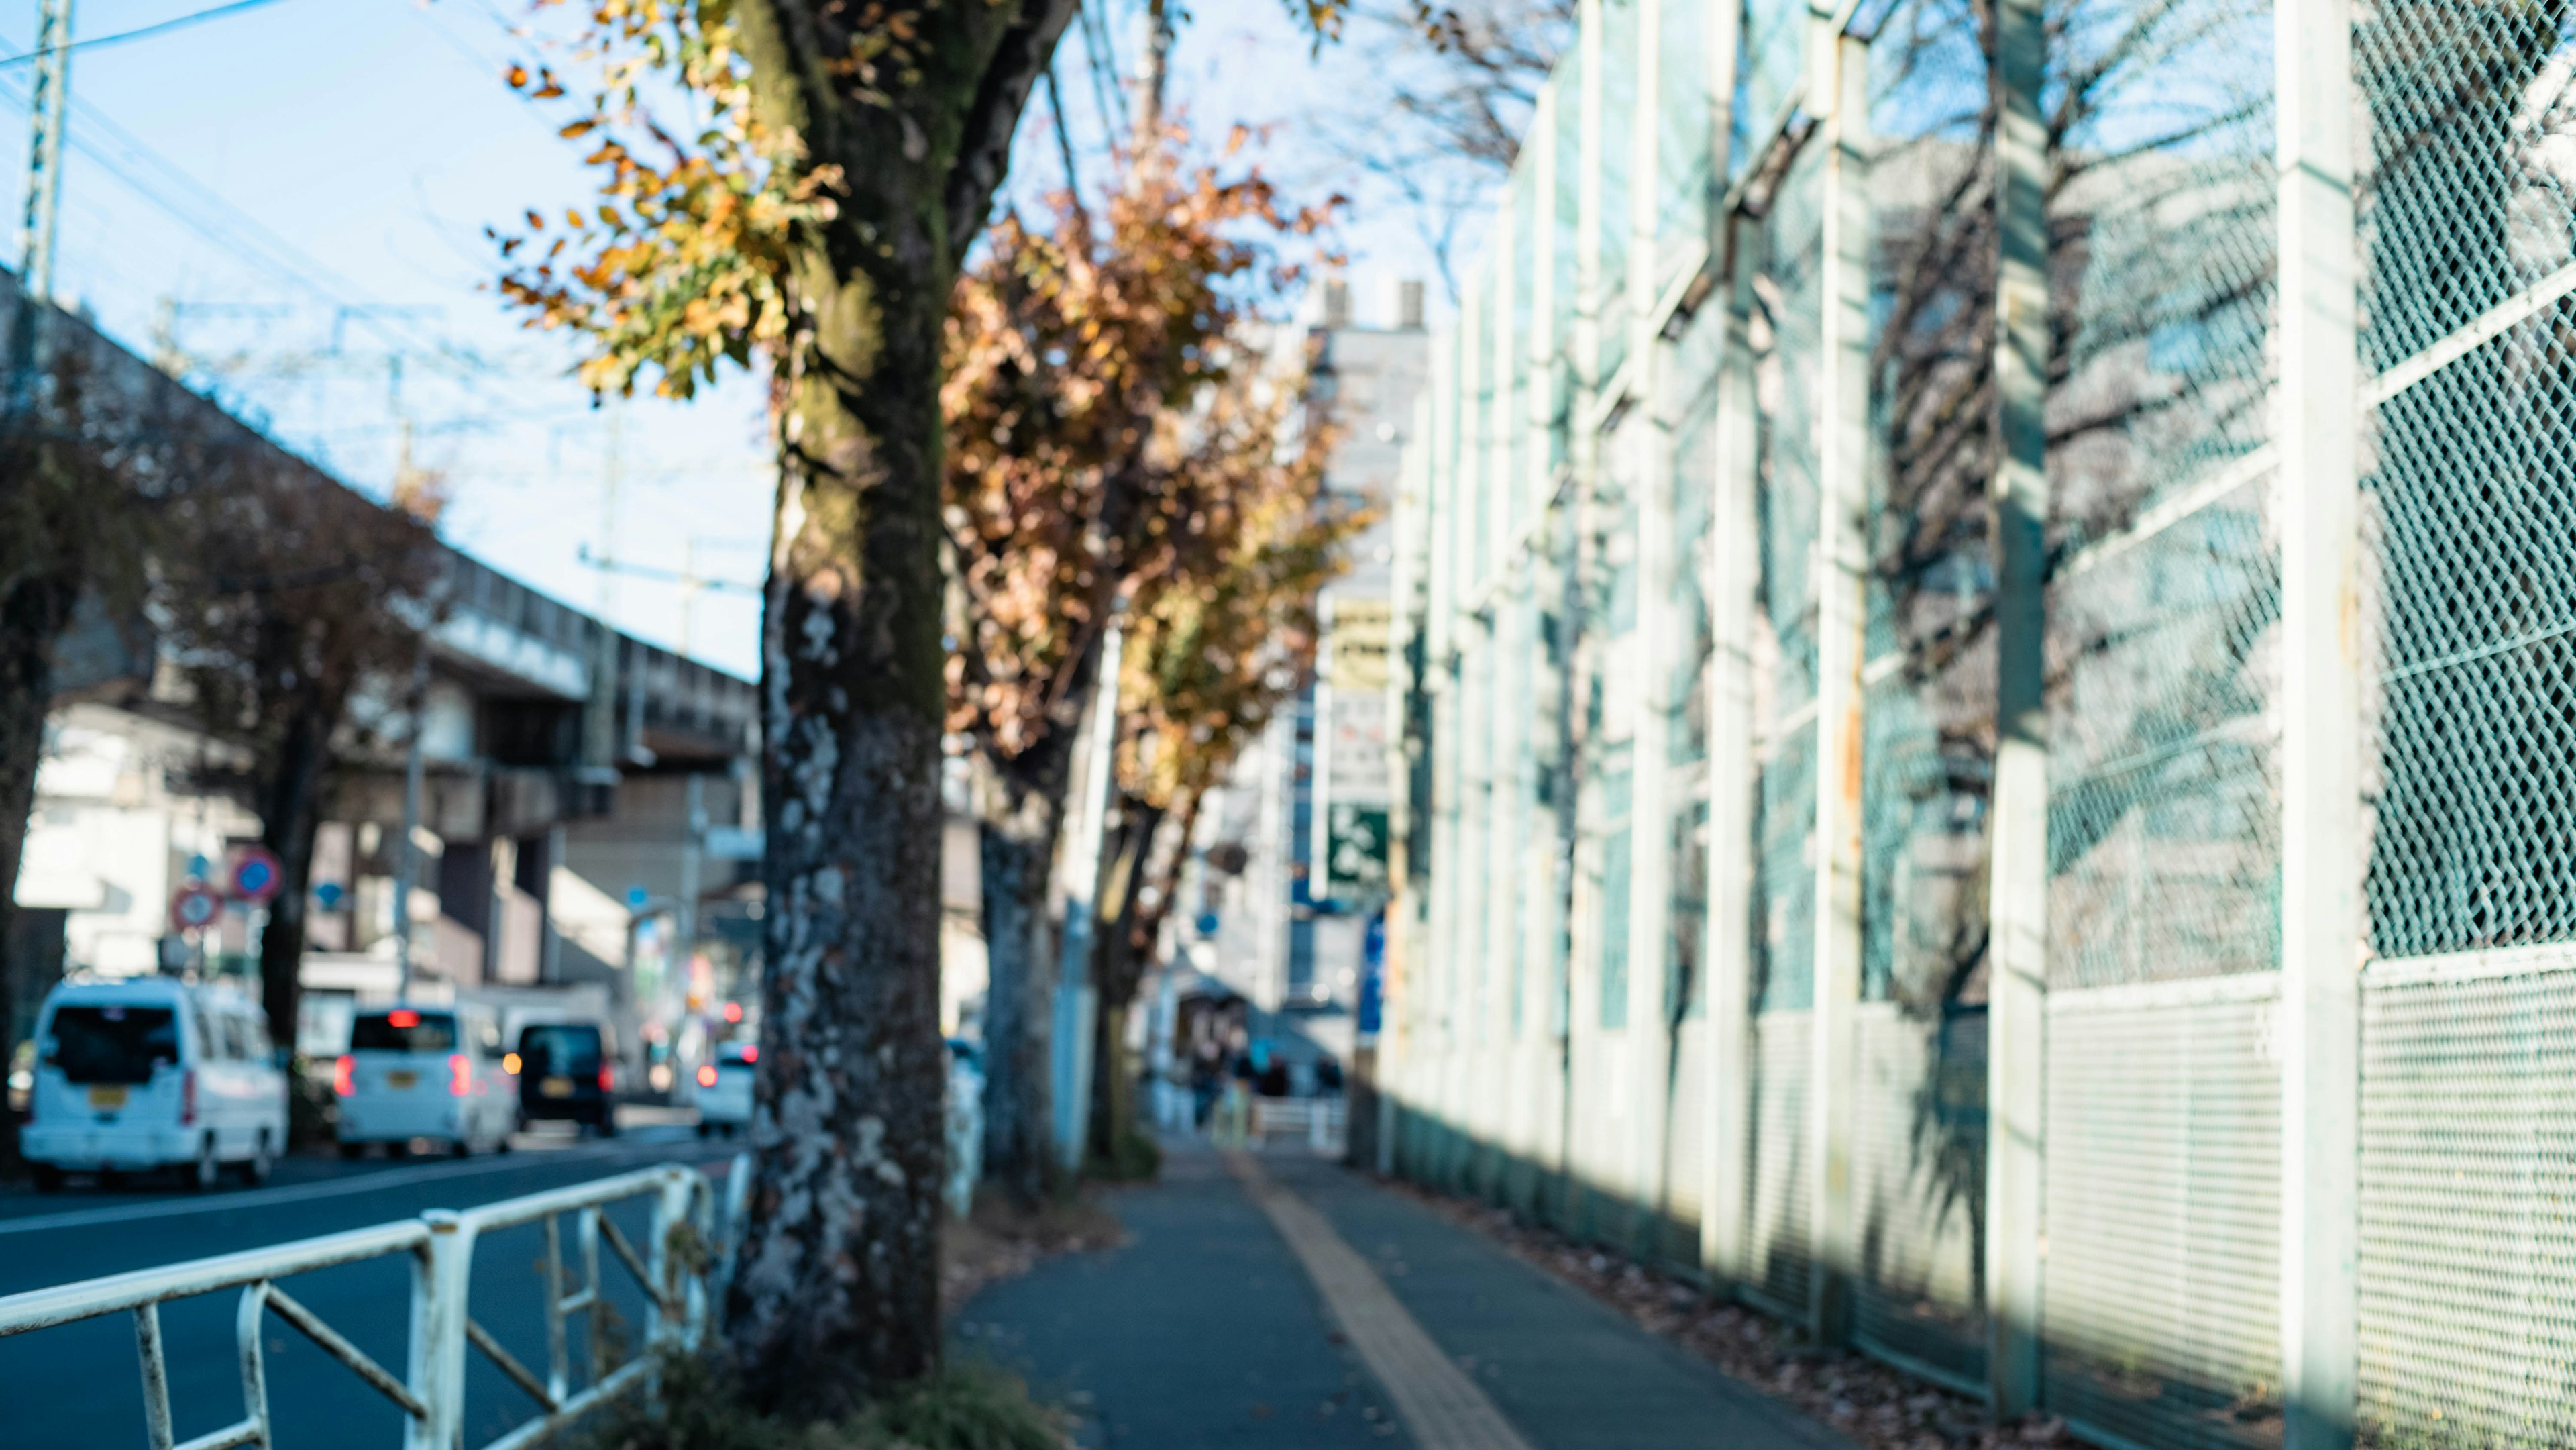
top-left (170, 885), bottom-right (223, 931)
top-left (229, 845), bottom-right (286, 904)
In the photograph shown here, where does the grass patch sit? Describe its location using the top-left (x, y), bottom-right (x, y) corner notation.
top-left (580, 1352), bottom-right (1070, 1450)
top-left (1085, 1127), bottom-right (1161, 1184)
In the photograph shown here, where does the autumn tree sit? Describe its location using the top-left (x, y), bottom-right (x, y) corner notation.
top-left (941, 130), bottom-right (1331, 1201)
top-left (494, 0), bottom-right (1348, 1406)
top-left (1081, 375), bottom-right (1354, 1169)
top-left (494, 0), bottom-right (1080, 1404)
top-left (156, 463), bottom-right (444, 1056)
top-left (0, 292), bottom-right (225, 1170)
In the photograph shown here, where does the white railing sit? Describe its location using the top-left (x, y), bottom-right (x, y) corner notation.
top-left (0, 1153), bottom-right (751, 1450)
top-left (1250, 1096), bottom-right (1348, 1155)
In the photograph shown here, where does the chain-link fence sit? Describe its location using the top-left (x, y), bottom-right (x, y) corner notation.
top-left (1378, 0), bottom-right (2576, 1443)
top-left (2354, 3), bottom-right (2576, 1444)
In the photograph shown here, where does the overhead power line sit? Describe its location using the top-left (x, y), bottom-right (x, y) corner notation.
top-left (0, 0), bottom-right (294, 70)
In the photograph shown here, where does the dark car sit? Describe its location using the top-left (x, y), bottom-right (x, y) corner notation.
top-left (515, 1021), bottom-right (618, 1135)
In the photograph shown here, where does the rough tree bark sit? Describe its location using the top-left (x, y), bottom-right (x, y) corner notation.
top-left (721, 0), bottom-right (1079, 1411)
top-left (975, 776), bottom-right (1061, 1206)
top-left (253, 700), bottom-right (331, 1053)
top-left (1085, 795), bottom-right (1170, 1168)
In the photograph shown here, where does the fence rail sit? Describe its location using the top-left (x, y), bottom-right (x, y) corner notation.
top-left (0, 1156), bottom-right (748, 1450)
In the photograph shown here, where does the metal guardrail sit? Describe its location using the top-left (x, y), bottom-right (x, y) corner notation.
top-left (0, 1154), bottom-right (751, 1450)
top-left (1250, 1097), bottom-right (1348, 1155)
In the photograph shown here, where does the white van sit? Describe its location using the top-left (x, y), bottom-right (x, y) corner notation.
top-left (21, 976), bottom-right (288, 1192)
top-left (693, 1041), bottom-right (755, 1137)
top-left (333, 1003), bottom-right (515, 1157)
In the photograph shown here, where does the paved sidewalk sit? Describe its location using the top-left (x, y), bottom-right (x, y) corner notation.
top-left (955, 1137), bottom-right (1856, 1450)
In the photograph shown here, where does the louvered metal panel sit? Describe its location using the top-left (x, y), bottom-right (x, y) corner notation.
top-left (1746, 1008), bottom-right (1813, 1318)
top-left (2358, 951), bottom-right (2576, 1446)
top-left (2043, 976), bottom-right (2281, 1450)
top-left (1851, 1003), bottom-right (1986, 1393)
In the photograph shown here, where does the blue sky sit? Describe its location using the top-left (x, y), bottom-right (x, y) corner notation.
top-left (1, 0), bottom-right (1479, 680)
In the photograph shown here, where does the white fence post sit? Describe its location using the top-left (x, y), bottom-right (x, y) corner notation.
top-left (1986, 0), bottom-right (2050, 1413)
top-left (409, 1210), bottom-right (470, 1450)
top-left (234, 1284), bottom-right (272, 1448)
top-left (1702, 207), bottom-right (1762, 1294)
top-left (649, 1169), bottom-right (693, 1355)
top-left (2275, 0), bottom-right (2361, 1442)
top-left (1809, 7), bottom-right (1874, 1348)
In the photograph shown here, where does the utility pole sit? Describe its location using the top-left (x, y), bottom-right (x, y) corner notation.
top-left (585, 405), bottom-right (626, 775)
top-left (678, 537), bottom-right (703, 661)
top-left (19, 0), bottom-right (74, 301)
top-left (392, 646), bottom-right (430, 1000)
top-left (1054, 612), bottom-right (1126, 1172)
top-left (1136, 0), bottom-right (1171, 148)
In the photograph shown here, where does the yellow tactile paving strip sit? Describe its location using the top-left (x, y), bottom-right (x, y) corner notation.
top-left (1226, 1150), bottom-right (1540, 1450)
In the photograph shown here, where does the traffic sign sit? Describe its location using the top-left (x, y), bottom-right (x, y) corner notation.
top-left (229, 845), bottom-right (286, 904)
top-left (170, 886), bottom-right (222, 931)
top-left (314, 881), bottom-right (345, 910)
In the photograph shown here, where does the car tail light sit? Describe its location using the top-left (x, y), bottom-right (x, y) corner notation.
top-left (180, 1070), bottom-right (197, 1127)
top-left (696, 1064), bottom-right (718, 1088)
top-left (448, 1054), bottom-right (472, 1097)
top-left (740, 1045), bottom-right (757, 1064)
top-left (334, 1055), bottom-right (355, 1098)
top-left (598, 1065), bottom-right (616, 1092)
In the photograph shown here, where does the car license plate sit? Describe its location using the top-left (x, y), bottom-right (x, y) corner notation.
top-left (386, 1071), bottom-right (418, 1090)
top-left (541, 1076), bottom-right (574, 1098)
top-left (86, 1085), bottom-right (127, 1109)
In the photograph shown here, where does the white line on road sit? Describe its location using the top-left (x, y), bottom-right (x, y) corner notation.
top-left (0, 1137), bottom-right (735, 1239)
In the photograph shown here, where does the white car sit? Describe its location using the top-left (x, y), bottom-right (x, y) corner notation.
top-left (333, 1004), bottom-right (515, 1157)
top-left (694, 1041), bottom-right (755, 1137)
top-left (21, 976), bottom-right (287, 1191)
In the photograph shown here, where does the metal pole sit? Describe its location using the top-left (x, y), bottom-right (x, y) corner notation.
top-left (17, 0), bottom-right (73, 301)
top-left (1053, 616), bottom-right (1124, 1172)
top-left (1808, 10), bottom-right (1873, 1349)
top-left (2275, 0), bottom-right (2361, 1441)
top-left (1450, 275), bottom-right (1487, 1179)
top-left (1985, 0), bottom-right (2051, 1410)
top-left (1702, 209), bottom-right (1761, 1292)
top-left (677, 774), bottom-right (703, 1015)
top-left (392, 645), bottom-right (429, 1000)
top-left (1519, 85), bottom-right (1561, 1195)
top-left (1622, 0), bottom-right (1677, 1243)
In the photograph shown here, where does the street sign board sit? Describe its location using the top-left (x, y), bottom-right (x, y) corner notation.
top-left (170, 885), bottom-right (222, 931)
top-left (1324, 803), bottom-right (1390, 900)
top-left (229, 845), bottom-right (285, 904)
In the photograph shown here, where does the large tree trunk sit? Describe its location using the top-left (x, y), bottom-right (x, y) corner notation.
top-left (255, 698), bottom-right (330, 1053)
top-left (0, 574), bottom-right (79, 1174)
top-left (975, 782), bottom-right (1061, 1206)
top-left (973, 617), bottom-right (1113, 1202)
top-left (719, 0), bottom-right (1076, 1408)
top-left (729, 265), bottom-right (952, 1408)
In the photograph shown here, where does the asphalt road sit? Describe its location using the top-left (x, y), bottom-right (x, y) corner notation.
top-left (0, 1119), bottom-right (745, 1450)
